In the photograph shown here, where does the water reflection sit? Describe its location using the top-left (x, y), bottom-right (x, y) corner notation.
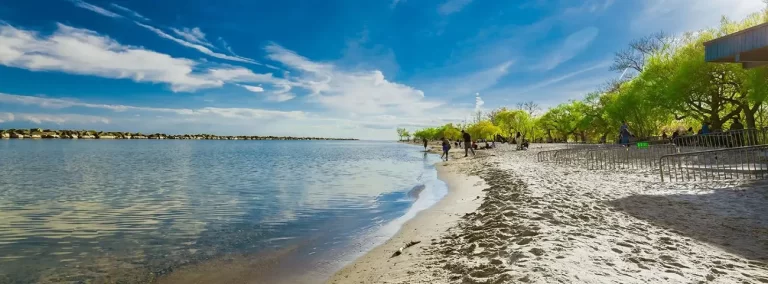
top-left (0, 140), bottom-right (439, 282)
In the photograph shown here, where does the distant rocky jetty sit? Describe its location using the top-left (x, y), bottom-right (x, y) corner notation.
top-left (0, 128), bottom-right (357, 141)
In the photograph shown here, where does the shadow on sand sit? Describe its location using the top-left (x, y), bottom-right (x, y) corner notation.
top-left (608, 180), bottom-right (768, 263)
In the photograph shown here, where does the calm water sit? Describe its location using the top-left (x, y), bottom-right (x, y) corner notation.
top-left (0, 140), bottom-right (445, 283)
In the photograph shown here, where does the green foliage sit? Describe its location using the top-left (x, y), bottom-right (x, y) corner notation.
top-left (467, 120), bottom-right (501, 140)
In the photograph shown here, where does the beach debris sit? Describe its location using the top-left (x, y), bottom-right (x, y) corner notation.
top-left (391, 241), bottom-right (422, 258)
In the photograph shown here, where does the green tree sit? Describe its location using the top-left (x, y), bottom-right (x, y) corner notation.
top-left (467, 121), bottom-right (501, 141)
top-left (396, 128), bottom-right (406, 141)
top-left (495, 109), bottom-right (534, 141)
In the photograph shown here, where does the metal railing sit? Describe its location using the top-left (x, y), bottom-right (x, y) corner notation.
top-left (586, 144), bottom-right (680, 170)
top-left (659, 145), bottom-right (768, 182)
top-left (671, 128), bottom-right (767, 149)
top-left (536, 144), bottom-right (627, 163)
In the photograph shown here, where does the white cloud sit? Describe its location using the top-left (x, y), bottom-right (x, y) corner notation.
top-left (206, 67), bottom-right (276, 83)
top-left (0, 112), bottom-right (111, 125)
top-left (0, 92), bottom-right (475, 139)
top-left (170, 27), bottom-right (212, 47)
top-left (238, 84), bottom-right (264, 93)
top-left (266, 92), bottom-right (296, 102)
top-left (0, 23), bottom-right (220, 91)
top-left (0, 93), bottom-right (305, 120)
top-left (532, 26), bottom-right (599, 71)
top-left (69, 0), bottom-right (251, 65)
top-left (109, 3), bottom-right (149, 21)
top-left (69, 0), bottom-right (122, 18)
top-left (632, 0), bottom-right (765, 35)
top-left (0, 23), bottom-right (278, 92)
top-left (194, 107), bottom-right (304, 119)
top-left (438, 0), bottom-right (473, 15)
top-left (265, 43), bottom-right (442, 114)
top-left (134, 22), bottom-right (257, 65)
top-left (235, 83), bottom-right (296, 102)
top-left (0, 113), bottom-right (14, 123)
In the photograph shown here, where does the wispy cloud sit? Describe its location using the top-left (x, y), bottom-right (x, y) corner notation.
top-left (109, 3), bottom-right (149, 21)
top-left (235, 83), bottom-right (295, 102)
top-left (0, 112), bottom-right (111, 125)
top-left (267, 92), bottom-right (296, 102)
top-left (0, 113), bottom-right (14, 123)
top-left (532, 26), bottom-right (599, 71)
top-left (134, 22), bottom-right (257, 64)
top-left (265, 43), bottom-right (441, 115)
top-left (66, 0), bottom-right (253, 65)
top-left (0, 93), bottom-right (306, 120)
top-left (491, 61), bottom-right (611, 99)
top-left (631, 0), bottom-right (764, 35)
top-left (563, 0), bottom-right (615, 14)
top-left (237, 84), bottom-right (264, 93)
top-left (438, 0), bottom-right (473, 15)
top-left (0, 92), bottom-right (474, 139)
top-left (170, 27), bottom-right (213, 48)
top-left (0, 23), bottom-right (277, 92)
top-left (425, 61), bottom-right (513, 97)
top-left (69, 0), bottom-right (122, 18)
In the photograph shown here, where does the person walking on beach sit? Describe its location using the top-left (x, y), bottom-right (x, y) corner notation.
top-left (619, 121), bottom-right (631, 146)
top-left (422, 138), bottom-right (428, 151)
top-left (441, 137), bottom-right (450, 161)
top-left (730, 118), bottom-right (744, 147)
top-left (462, 130), bottom-right (475, 157)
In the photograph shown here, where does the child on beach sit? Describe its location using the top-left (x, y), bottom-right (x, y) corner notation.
top-left (441, 137), bottom-right (450, 161)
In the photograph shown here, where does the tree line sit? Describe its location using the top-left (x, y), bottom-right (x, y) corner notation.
top-left (406, 10), bottom-right (768, 143)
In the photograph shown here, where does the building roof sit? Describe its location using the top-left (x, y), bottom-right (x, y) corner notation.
top-left (704, 22), bottom-right (768, 68)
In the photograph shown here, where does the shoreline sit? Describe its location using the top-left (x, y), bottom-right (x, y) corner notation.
top-left (107, 143), bottom-right (459, 284)
top-left (326, 148), bottom-right (487, 283)
top-left (328, 144), bottom-right (768, 283)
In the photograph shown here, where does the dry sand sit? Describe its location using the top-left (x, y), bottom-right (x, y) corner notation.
top-left (328, 143), bottom-right (768, 283)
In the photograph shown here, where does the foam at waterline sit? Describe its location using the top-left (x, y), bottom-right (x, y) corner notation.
top-left (358, 159), bottom-right (448, 248)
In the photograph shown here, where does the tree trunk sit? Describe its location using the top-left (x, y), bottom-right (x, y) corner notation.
top-left (743, 103), bottom-right (759, 129)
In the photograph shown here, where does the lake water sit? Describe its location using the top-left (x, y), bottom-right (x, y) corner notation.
top-left (0, 140), bottom-right (446, 283)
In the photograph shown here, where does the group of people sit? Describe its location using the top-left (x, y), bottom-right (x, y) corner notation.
top-left (421, 130), bottom-right (530, 161)
top-left (618, 118), bottom-right (747, 146)
top-left (662, 118), bottom-right (744, 140)
top-left (421, 130), bottom-right (478, 161)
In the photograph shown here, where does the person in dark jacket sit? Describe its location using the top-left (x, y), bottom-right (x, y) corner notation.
top-left (461, 130), bottom-right (475, 157)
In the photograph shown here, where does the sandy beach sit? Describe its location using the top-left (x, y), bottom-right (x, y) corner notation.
top-left (328, 143), bottom-right (768, 283)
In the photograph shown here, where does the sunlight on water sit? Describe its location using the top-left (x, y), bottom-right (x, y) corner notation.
top-left (0, 140), bottom-right (441, 283)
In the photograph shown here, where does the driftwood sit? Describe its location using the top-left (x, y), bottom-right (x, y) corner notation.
top-left (390, 241), bottom-right (421, 258)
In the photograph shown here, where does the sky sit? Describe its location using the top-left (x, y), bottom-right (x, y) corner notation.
top-left (0, 0), bottom-right (765, 140)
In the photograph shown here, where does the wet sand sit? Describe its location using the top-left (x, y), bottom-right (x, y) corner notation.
top-left (328, 144), bottom-right (768, 283)
top-left (327, 147), bottom-right (488, 283)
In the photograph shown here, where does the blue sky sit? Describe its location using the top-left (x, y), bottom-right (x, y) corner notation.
top-left (0, 0), bottom-right (764, 139)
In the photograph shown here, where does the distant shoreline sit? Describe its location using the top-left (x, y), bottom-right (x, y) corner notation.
top-left (0, 128), bottom-right (357, 141)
